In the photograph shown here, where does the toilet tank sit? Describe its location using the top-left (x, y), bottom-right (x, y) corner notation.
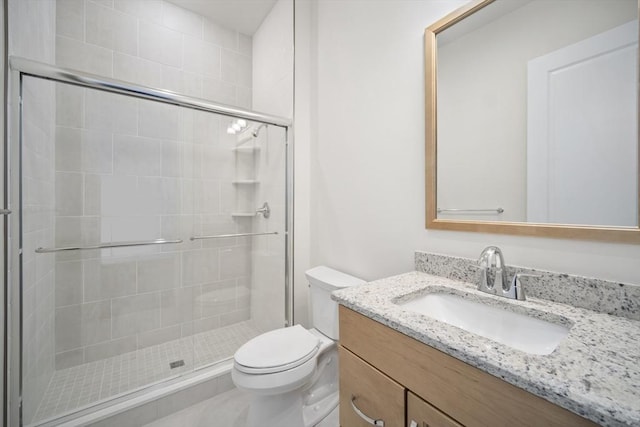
top-left (305, 266), bottom-right (366, 340)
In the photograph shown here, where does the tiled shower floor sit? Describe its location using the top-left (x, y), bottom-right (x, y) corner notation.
top-left (32, 321), bottom-right (261, 424)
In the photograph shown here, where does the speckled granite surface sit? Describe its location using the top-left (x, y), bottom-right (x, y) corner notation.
top-left (333, 272), bottom-right (640, 427)
top-left (415, 251), bottom-right (640, 321)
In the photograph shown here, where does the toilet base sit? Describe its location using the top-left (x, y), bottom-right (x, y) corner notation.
top-left (302, 391), bottom-right (338, 427)
top-left (315, 405), bottom-right (339, 427)
top-left (246, 390), bottom-right (304, 427)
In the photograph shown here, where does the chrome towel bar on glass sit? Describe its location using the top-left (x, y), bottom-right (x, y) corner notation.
top-left (35, 232), bottom-right (280, 252)
top-left (190, 231), bottom-right (278, 241)
top-left (35, 238), bottom-right (183, 253)
top-left (437, 207), bottom-right (504, 214)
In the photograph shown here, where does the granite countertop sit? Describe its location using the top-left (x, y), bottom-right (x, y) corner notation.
top-left (332, 271), bottom-right (640, 427)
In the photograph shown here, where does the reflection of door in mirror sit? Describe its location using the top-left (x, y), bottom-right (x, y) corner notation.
top-left (527, 21), bottom-right (638, 227)
top-left (435, 0), bottom-right (638, 227)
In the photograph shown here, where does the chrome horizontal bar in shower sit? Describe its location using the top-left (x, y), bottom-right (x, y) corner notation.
top-left (437, 208), bottom-right (504, 214)
top-left (190, 231), bottom-right (279, 241)
top-left (9, 56), bottom-right (292, 127)
top-left (35, 238), bottom-right (183, 253)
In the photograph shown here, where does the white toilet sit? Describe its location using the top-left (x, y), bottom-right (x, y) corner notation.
top-left (232, 266), bottom-right (365, 427)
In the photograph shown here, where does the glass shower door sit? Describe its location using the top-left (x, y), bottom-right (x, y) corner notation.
top-left (20, 77), bottom-right (196, 424)
top-left (19, 74), bottom-right (289, 425)
top-left (189, 119), bottom-right (289, 370)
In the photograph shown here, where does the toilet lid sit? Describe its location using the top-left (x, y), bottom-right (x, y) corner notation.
top-left (234, 325), bottom-right (320, 374)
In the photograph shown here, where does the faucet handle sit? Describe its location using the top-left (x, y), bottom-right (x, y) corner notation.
top-left (509, 273), bottom-right (541, 301)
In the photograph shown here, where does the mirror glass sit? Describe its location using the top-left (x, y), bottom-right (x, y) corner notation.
top-left (436, 0), bottom-right (638, 228)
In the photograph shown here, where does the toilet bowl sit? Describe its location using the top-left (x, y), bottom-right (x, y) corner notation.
top-left (231, 266), bottom-right (365, 427)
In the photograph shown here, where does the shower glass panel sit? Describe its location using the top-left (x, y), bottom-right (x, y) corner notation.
top-left (19, 75), bottom-right (288, 425)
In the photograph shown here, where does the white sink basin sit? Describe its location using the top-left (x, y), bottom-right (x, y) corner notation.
top-left (398, 293), bottom-right (569, 355)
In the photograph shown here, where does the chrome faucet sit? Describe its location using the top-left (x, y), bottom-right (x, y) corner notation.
top-left (478, 246), bottom-right (509, 295)
top-left (477, 246), bottom-right (538, 301)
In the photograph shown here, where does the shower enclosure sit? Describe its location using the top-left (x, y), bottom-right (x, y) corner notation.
top-left (6, 57), bottom-right (292, 426)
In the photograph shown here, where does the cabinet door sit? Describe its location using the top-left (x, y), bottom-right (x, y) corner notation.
top-left (407, 391), bottom-right (463, 427)
top-left (339, 346), bottom-right (404, 427)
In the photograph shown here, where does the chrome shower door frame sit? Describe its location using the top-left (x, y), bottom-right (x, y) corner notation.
top-left (5, 56), bottom-right (294, 426)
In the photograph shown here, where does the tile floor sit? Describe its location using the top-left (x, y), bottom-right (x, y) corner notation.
top-left (32, 321), bottom-right (260, 424)
top-left (142, 387), bottom-right (250, 427)
top-left (143, 387), bottom-right (340, 427)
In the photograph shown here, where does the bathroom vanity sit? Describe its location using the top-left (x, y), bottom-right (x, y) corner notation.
top-left (339, 307), bottom-right (594, 426)
top-left (334, 254), bottom-right (640, 427)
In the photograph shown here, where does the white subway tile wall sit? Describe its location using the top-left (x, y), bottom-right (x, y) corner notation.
top-left (55, 0), bottom-right (252, 109)
top-left (11, 0), bottom-right (57, 422)
top-left (52, 0), bottom-right (255, 375)
top-left (12, 0), bottom-right (292, 423)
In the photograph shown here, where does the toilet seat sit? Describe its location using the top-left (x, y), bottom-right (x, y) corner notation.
top-left (234, 325), bottom-right (320, 374)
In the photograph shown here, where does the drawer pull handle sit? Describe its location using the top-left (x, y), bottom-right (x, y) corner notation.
top-left (350, 395), bottom-right (385, 426)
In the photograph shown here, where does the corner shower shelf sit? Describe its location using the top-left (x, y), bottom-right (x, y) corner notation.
top-left (232, 146), bottom-right (260, 153)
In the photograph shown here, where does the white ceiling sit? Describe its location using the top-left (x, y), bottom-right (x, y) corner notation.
top-left (167, 0), bottom-right (278, 35)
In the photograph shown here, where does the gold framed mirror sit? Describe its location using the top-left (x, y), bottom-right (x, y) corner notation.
top-left (425, 0), bottom-right (640, 243)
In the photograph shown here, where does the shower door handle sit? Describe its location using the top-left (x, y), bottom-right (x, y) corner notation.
top-left (0, 209), bottom-right (11, 215)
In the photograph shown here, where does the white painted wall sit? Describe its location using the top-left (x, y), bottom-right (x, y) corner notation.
top-left (300, 0), bottom-right (640, 285)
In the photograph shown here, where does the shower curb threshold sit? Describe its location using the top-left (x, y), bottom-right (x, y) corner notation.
top-left (31, 361), bottom-right (234, 427)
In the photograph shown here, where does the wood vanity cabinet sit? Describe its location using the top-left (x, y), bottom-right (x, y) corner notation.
top-left (406, 391), bottom-right (463, 427)
top-left (338, 306), bottom-right (598, 427)
top-left (339, 346), bottom-right (404, 426)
